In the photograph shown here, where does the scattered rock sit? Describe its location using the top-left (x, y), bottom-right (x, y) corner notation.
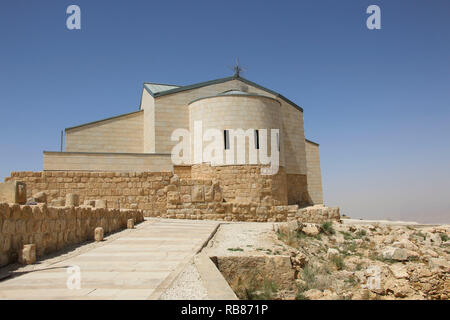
top-left (301, 223), bottom-right (320, 236)
top-left (303, 289), bottom-right (323, 300)
top-left (381, 247), bottom-right (408, 261)
top-left (389, 264), bottom-right (409, 279)
top-left (327, 248), bottom-right (340, 259)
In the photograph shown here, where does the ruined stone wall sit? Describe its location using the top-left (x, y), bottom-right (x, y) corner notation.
top-left (0, 203), bottom-right (144, 267)
top-left (191, 164), bottom-right (288, 205)
top-left (5, 171), bottom-right (172, 217)
top-left (4, 170), bottom-right (338, 224)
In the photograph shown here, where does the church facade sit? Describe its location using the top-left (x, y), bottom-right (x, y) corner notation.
top-left (43, 75), bottom-right (323, 206)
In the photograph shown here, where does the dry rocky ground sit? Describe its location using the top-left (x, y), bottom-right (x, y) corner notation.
top-left (204, 220), bottom-right (450, 300)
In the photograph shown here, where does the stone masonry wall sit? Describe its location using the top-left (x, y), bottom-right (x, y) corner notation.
top-left (191, 164), bottom-right (288, 205)
top-left (5, 170), bottom-right (339, 224)
top-left (0, 203), bottom-right (144, 267)
top-left (5, 171), bottom-right (172, 217)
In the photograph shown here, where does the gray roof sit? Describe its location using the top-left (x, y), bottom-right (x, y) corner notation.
top-left (144, 83), bottom-right (180, 95)
top-left (142, 75), bottom-right (304, 112)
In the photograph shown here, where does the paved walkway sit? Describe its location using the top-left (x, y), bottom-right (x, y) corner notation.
top-left (0, 219), bottom-right (219, 300)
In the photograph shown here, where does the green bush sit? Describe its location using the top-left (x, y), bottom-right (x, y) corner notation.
top-left (321, 221), bottom-right (335, 235)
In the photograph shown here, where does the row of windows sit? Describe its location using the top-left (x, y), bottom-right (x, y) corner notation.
top-left (223, 130), bottom-right (280, 151)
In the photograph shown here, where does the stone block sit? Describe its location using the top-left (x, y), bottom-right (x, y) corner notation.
top-left (192, 186), bottom-right (204, 202)
top-left (33, 192), bottom-right (47, 203)
top-left (0, 181), bottom-right (26, 204)
top-left (66, 194), bottom-right (79, 207)
top-left (94, 227), bottom-right (104, 242)
top-left (167, 191), bottom-right (180, 204)
top-left (19, 244), bottom-right (36, 265)
top-left (127, 219), bottom-right (134, 229)
top-left (51, 198), bottom-right (65, 207)
top-left (84, 199), bottom-right (96, 207)
top-left (95, 199), bottom-right (107, 209)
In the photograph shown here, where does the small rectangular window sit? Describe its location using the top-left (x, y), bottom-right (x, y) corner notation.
top-left (254, 129), bottom-right (260, 149)
top-left (276, 132), bottom-right (280, 152)
top-left (224, 130), bottom-right (230, 150)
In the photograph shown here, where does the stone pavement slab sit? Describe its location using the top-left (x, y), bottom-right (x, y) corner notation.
top-left (0, 218), bottom-right (219, 300)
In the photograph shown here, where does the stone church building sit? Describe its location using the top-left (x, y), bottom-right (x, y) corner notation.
top-left (42, 75), bottom-right (324, 207)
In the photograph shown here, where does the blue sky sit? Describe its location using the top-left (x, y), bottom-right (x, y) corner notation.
top-left (0, 0), bottom-right (449, 223)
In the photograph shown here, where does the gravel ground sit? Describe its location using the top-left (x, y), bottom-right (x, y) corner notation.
top-left (204, 222), bottom-right (281, 257)
top-left (160, 261), bottom-right (208, 300)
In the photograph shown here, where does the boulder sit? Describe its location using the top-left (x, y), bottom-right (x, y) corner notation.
top-left (425, 233), bottom-right (442, 246)
top-left (389, 264), bottom-right (409, 279)
top-left (291, 252), bottom-right (307, 269)
top-left (392, 239), bottom-right (418, 251)
top-left (277, 220), bottom-right (298, 234)
top-left (382, 247), bottom-right (408, 261)
top-left (428, 258), bottom-right (450, 272)
top-left (301, 223), bottom-right (320, 236)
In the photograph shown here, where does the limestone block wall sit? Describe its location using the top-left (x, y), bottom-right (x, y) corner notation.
top-left (0, 203), bottom-right (144, 267)
top-left (5, 169), bottom-right (337, 224)
top-left (286, 174), bottom-right (310, 206)
top-left (65, 111), bottom-right (144, 153)
top-left (305, 140), bottom-right (324, 204)
top-left (148, 79), bottom-right (245, 155)
top-left (140, 89), bottom-right (156, 153)
top-left (188, 95), bottom-right (284, 167)
top-left (43, 152), bottom-right (173, 172)
top-left (5, 171), bottom-right (172, 217)
top-left (145, 78), bottom-right (308, 176)
top-left (191, 164), bottom-right (288, 205)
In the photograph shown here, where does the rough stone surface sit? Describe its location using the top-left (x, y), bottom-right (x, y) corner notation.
top-left (127, 219), bottom-right (134, 229)
top-left (0, 202), bottom-right (144, 267)
top-left (0, 181), bottom-right (27, 204)
top-left (94, 227), bottom-right (104, 242)
top-left (19, 244), bottom-right (36, 265)
top-left (33, 192), bottom-right (47, 203)
top-left (301, 223), bottom-right (320, 236)
top-left (65, 193), bottom-right (79, 207)
top-left (5, 170), bottom-right (340, 224)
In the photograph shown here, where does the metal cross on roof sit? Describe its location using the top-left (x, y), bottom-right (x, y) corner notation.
top-left (230, 58), bottom-right (247, 77)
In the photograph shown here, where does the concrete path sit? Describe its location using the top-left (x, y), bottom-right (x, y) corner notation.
top-left (0, 219), bottom-right (219, 300)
